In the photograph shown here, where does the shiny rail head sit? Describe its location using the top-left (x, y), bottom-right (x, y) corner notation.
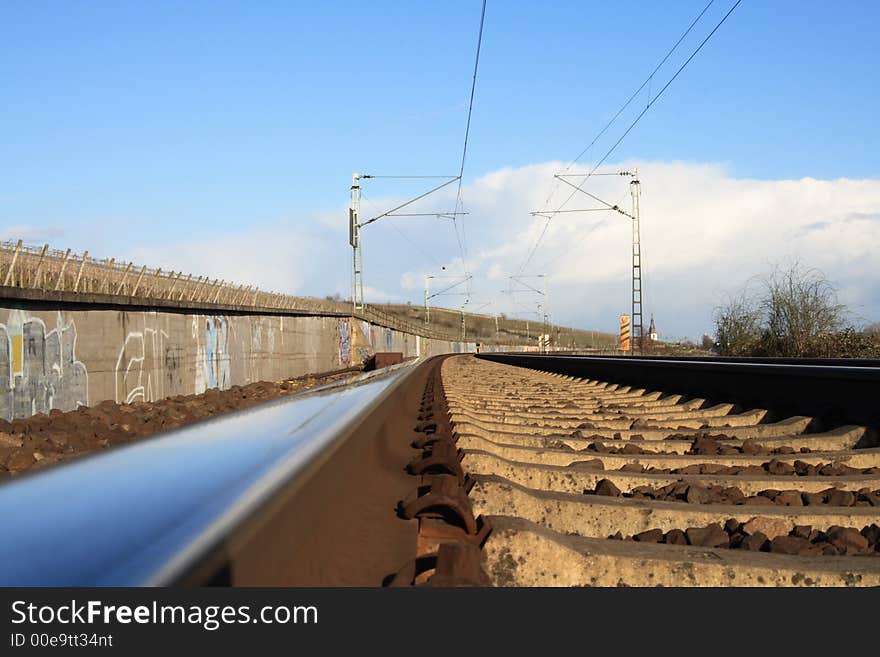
top-left (0, 358), bottom-right (421, 587)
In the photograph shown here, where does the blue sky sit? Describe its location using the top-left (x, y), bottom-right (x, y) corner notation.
top-left (2, 1), bottom-right (879, 337)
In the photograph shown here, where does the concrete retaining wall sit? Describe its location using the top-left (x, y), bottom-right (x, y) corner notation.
top-left (0, 303), bottom-right (509, 420)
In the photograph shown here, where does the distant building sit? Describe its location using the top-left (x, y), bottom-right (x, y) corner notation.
top-left (648, 315), bottom-right (658, 342)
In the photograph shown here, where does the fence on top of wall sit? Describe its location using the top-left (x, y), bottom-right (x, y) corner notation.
top-left (0, 240), bottom-right (497, 344)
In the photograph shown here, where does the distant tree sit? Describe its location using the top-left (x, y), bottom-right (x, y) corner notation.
top-left (714, 261), bottom-right (851, 357)
top-left (324, 292), bottom-right (343, 302)
top-left (701, 334), bottom-right (714, 350)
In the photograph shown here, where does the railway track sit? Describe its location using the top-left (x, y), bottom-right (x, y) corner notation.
top-left (0, 353), bottom-right (878, 587)
top-left (395, 354), bottom-right (880, 586)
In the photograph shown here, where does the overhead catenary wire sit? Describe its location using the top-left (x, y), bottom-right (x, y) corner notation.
top-left (361, 191), bottom-right (445, 268)
top-left (354, 2), bottom-right (488, 310)
top-left (585, 0), bottom-right (743, 180)
top-left (516, 0), bottom-right (730, 276)
top-left (449, 0), bottom-right (488, 283)
top-left (536, 182), bottom-right (633, 272)
top-left (428, 275), bottom-right (472, 300)
top-left (360, 176), bottom-right (460, 227)
top-left (386, 212), bottom-right (468, 218)
top-left (518, 1), bottom-right (716, 276)
top-left (552, 0), bottom-right (715, 193)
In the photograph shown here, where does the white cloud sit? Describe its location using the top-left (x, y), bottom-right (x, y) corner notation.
top-left (395, 161), bottom-right (880, 339)
top-left (361, 284), bottom-right (402, 302)
top-left (32, 160), bottom-right (877, 340)
top-left (399, 271), bottom-right (422, 290)
top-left (126, 220), bottom-right (334, 296)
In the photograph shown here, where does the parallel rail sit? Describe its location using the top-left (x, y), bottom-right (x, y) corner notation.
top-left (452, 354), bottom-right (880, 585)
top-left (0, 353), bottom-right (877, 586)
top-left (476, 353), bottom-right (880, 427)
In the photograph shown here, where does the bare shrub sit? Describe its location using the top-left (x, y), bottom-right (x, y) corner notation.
top-left (757, 263), bottom-right (846, 356)
top-left (714, 261), bottom-right (856, 357)
top-left (808, 327), bottom-right (880, 358)
top-left (713, 292), bottom-right (762, 356)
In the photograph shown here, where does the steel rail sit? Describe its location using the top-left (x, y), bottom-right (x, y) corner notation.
top-left (0, 360), bottom-right (424, 586)
top-left (475, 354), bottom-right (880, 429)
top-left (547, 353), bottom-right (880, 367)
top-left (5, 352), bottom-right (878, 587)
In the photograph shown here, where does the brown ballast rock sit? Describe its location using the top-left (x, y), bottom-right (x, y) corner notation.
top-left (686, 523), bottom-right (729, 548)
top-left (594, 479), bottom-right (622, 497)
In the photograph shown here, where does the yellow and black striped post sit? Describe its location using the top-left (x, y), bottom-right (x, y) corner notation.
top-left (619, 314), bottom-right (631, 352)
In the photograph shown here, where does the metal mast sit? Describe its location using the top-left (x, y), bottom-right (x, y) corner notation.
top-left (350, 173), bottom-right (364, 312)
top-left (424, 273), bottom-right (472, 329)
top-left (630, 167), bottom-right (642, 354)
top-left (508, 274), bottom-right (549, 352)
top-left (348, 173), bottom-right (462, 314)
top-left (542, 274), bottom-right (549, 353)
top-left (424, 274), bottom-right (430, 325)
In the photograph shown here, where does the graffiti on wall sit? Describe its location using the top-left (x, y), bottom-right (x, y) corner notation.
top-left (114, 317), bottom-right (171, 404)
top-left (385, 328), bottom-right (393, 352)
top-left (0, 310), bottom-right (88, 420)
top-left (194, 315), bottom-right (231, 394)
top-left (265, 319), bottom-right (276, 354)
top-left (338, 318), bottom-right (351, 366)
top-left (351, 320), bottom-right (372, 364)
top-left (243, 316), bottom-right (272, 383)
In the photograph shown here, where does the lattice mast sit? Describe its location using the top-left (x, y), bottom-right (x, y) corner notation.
top-left (630, 168), bottom-right (642, 354)
top-left (349, 173), bottom-right (364, 312)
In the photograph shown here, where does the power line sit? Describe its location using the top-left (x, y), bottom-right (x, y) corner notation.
top-left (533, 182), bottom-right (631, 274)
top-left (352, 3), bottom-right (489, 308)
top-left (360, 176), bottom-right (459, 227)
top-left (361, 191), bottom-right (445, 268)
top-left (538, 178), bottom-right (632, 271)
top-left (450, 0), bottom-right (488, 281)
top-left (428, 275), bottom-right (472, 300)
top-left (587, 0), bottom-right (742, 178)
top-left (561, 0), bottom-right (716, 184)
top-left (516, 0), bottom-right (730, 275)
top-left (521, 0), bottom-right (715, 274)
top-left (456, 0), bottom-right (488, 194)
